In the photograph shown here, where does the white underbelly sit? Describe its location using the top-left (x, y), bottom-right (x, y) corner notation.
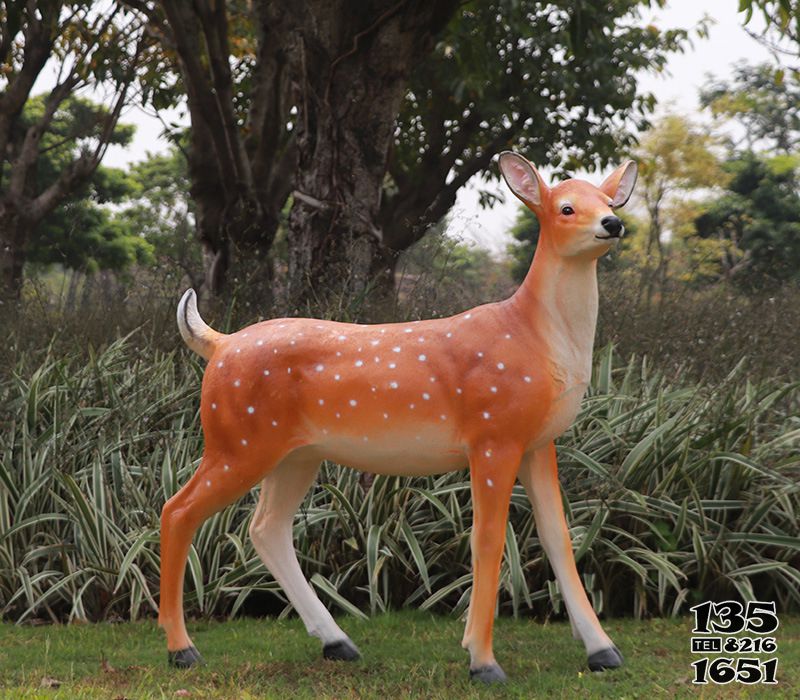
top-left (308, 435), bottom-right (468, 476)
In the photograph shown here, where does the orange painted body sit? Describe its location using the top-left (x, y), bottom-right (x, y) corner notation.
top-left (159, 151), bottom-right (637, 678)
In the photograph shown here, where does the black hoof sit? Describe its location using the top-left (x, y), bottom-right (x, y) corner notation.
top-left (469, 663), bottom-right (507, 684)
top-left (588, 645), bottom-right (624, 672)
top-left (168, 645), bottom-right (204, 669)
top-left (323, 638), bottom-right (361, 661)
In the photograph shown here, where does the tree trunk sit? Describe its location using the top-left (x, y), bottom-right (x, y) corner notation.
top-left (0, 205), bottom-right (28, 301)
top-left (366, 242), bottom-right (401, 316)
top-left (66, 268), bottom-right (81, 309)
top-left (185, 120), bottom-right (277, 302)
top-left (284, 0), bottom-right (458, 311)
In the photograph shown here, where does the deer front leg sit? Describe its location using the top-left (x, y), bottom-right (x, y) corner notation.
top-left (461, 443), bottom-right (521, 683)
top-left (518, 442), bottom-right (623, 671)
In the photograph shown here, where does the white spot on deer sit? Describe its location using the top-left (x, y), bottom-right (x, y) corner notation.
top-left (422, 392), bottom-right (430, 400)
top-left (380, 329), bottom-right (386, 334)
top-left (485, 449), bottom-right (492, 458)
top-left (290, 340), bottom-right (296, 346)
top-left (271, 420), bottom-right (278, 427)
top-left (236, 347), bottom-right (241, 353)
top-left (322, 428), bottom-right (329, 435)
top-left (355, 360), bottom-right (364, 367)
top-left (211, 403), bottom-right (217, 410)
top-left (336, 351), bottom-right (342, 357)
top-left (349, 399), bottom-right (358, 407)
top-left (217, 361), bottom-right (224, 368)
top-left (338, 335), bottom-right (346, 341)
top-left (318, 399), bottom-right (324, 405)
top-left (287, 367), bottom-right (292, 374)
top-left (334, 374), bottom-right (341, 381)
top-left (446, 332), bottom-right (452, 338)
top-left (524, 376), bottom-right (532, 383)
top-left (316, 364), bottom-right (324, 372)
top-left (315, 324), bottom-right (324, 329)
top-left (374, 357), bottom-right (380, 363)
top-left (486, 478), bottom-right (494, 487)
top-left (497, 362), bottom-right (505, 370)
top-left (243, 333), bottom-right (249, 338)
top-left (389, 362), bottom-right (397, 369)
top-left (440, 414), bottom-right (447, 421)
top-left (241, 439), bottom-right (248, 446)
top-left (504, 334), bottom-right (511, 339)
top-left (234, 379), bottom-right (241, 387)
top-left (418, 337), bottom-right (425, 343)
top-left (257, 340), bottom-right (264, 346)
top-left (409, 403), bottom-right (415, 410)
top-left (247, 406), bottom-right (255, 414)
top-left (363, 436), bottom-right (369, 442)
top-left (418, 354), bottom-right (427, 362)
top-left (392, 346), bottom-right (401, 353)
top-left (456, 387), bottom-right (463, 394)
top-left (429, 376), bottom-right (436, 382)
top-left (477, 352), bottom-right (484, 358)
top-left (370, 339), bottom-right (380, 346)
top-left (206, 480), bottom-right (212, 487)
top-left (465, 313), bottom-right (472, 319)
top-left (482, 411), bottom-right (491, 420)
top-left (371, 386), bottom-right (377, 392)
top-left (390, 381), bottom-right (398, 389)
top-left (263, 369), bottom-right (270, 376)
top-left (357, 346), bottom-right (362, 352)
top-left (490, 386), bottom-right (498, 393)
top-left (404, 328), bottom-right (413, 333)
top-left (335, 412), bottom-right (341, 418)
top-left (383, 412), bottom-right (389, 419)
top-left (273, 348), bottom-right (278, 354)
top-left (278, 324), bottom-right (286, 328)
top-left (223, 464), bottom-right (230, 471)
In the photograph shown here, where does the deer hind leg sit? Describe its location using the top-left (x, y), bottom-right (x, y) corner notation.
top-left (159, 447), bottom-right (283, 668)
top-left (518, 442), bottom-right (623, 671)
top-left (461, 443), bottom-right (522, 683)
top-left (249, 455), bottom-right (360, 661)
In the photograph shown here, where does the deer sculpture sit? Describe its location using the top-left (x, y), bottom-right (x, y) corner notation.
top-left (160, 151), bottom-right (637, 682)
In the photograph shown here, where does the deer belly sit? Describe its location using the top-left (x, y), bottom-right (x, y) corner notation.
top-left (530, 383), bottom-right (587, 449)
top-left (318, 435), bottom-right (468, 476)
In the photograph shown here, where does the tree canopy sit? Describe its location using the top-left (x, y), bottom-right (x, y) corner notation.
top-left (0, 1), bottom-right (148, 298)
top-left (117, 0), bottom-right (690, 306)
top-left (695, 152), bottom-right (800, 286)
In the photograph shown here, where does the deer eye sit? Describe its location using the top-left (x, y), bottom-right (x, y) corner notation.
top-left (561, 205), bottom-right (575, 216)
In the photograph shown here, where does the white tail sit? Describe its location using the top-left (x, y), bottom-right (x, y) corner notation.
top-left (176, 289), bottom-right (223, 361)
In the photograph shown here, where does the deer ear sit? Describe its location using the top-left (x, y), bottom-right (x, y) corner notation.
top-left (600, 160), bottom-right (638, 208)
top-left (498, 151), bottom-right (545, 206)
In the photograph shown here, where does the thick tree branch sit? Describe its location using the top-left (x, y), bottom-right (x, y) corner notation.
top-left (0, 2), bottom-right (59, 161)
top-left (159, 0), bottom-right (240, 194)
top-left (7, 75), bottom-right (80, 198)
top-left (382, 125), bottom-right (516, 250)
top-left (193, 0), bottom-right (252, 189)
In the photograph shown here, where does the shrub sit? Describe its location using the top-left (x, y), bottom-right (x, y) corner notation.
top-left (1, 339), bottom-right (797, 624)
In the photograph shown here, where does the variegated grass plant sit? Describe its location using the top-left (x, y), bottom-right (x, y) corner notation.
top-left (1, 338), bottom-right (798, 625)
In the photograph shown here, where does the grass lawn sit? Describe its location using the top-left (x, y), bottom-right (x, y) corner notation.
top-left (0, 611), bottom-right (798, 699)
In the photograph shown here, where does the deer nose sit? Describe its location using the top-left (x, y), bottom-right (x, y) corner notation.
top-left (601, 215), bottom-right (623, 237)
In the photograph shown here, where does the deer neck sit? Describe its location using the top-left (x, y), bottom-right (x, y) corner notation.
top-left (511, 234), bottom-right (599, 385)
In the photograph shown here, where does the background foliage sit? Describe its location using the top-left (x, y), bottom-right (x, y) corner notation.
top-left (1, 322), bottom-right (797, 624)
